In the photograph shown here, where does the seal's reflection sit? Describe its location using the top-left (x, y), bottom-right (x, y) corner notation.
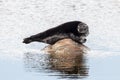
top-left (24, 39), bottom-right (89, 79)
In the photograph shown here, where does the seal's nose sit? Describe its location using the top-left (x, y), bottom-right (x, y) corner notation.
top-left (80, 38), bottom-right (86, 43)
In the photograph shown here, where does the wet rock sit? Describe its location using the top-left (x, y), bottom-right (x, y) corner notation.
top-left (43, 39), bottom-right (89, 76)
top-left (43, 39), bottom-right (89, 54)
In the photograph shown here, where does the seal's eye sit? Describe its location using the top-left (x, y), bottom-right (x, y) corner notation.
top-left (84, 28), bottom-right (86, 31)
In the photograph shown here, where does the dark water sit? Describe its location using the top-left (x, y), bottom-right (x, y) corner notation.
top-left (0, 50), bottom-right (120, 80)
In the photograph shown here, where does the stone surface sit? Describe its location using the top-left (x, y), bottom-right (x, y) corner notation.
top-left (43, 39), bottom-right (89, 75)
top-left (43, 39), bottom-right (89, 54)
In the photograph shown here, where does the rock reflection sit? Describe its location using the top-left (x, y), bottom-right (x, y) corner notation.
top-left (24, 39), bottom-right (89, 79)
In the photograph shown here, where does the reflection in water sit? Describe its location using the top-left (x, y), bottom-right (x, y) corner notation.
top-left (24, 39), bottom-right (89, 79)
top-left (24, 53), bottom-right (50, 72)
top-left (49, 51), bottom-right (88, 79)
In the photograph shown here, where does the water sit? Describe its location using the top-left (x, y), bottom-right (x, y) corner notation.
top-left (24, 52), bottom-right (88, 79)
top-left (0, 50), bottom-right (120, 80)
top-left (0, 0), bottom-right (120, 80)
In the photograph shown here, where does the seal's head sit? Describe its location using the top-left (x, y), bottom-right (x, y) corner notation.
top-left (77, 22), bottom-right (89, 36)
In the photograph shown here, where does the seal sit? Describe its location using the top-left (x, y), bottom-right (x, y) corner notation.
top-left (23, 21), bottom-right (89, 45)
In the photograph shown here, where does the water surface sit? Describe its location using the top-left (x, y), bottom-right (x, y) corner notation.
top-left (0, 49), bottom-right (120, 80)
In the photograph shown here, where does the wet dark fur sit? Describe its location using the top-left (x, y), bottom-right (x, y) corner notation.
top-left (23, 21), bottom-right (89, 45)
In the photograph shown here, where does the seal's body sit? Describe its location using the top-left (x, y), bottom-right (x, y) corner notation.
top-left (23, 21), bottom-right (89, 45)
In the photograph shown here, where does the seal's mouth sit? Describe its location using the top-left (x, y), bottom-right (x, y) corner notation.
top-left (78, 28), bottom-right (88, 33)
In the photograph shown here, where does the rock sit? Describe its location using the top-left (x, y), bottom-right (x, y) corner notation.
top-left (43, 39), bottom-right (89, 54)
top-left (42, 39), bottom-right (89, 75)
